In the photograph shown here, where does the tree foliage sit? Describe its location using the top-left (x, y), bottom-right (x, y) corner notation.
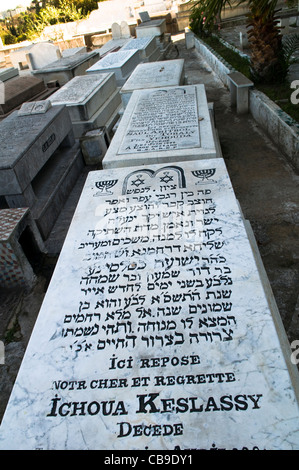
top-left (190, 0), bottom-right (299, 84)
top-left (0, 0), bottom-right (103, 44)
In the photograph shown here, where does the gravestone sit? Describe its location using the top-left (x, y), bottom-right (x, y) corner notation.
top-left (135, 18), bottom-right (166, 38)
top-left (103, 84), bottom-right (217, 169)
top-left (49, 73), bottom-right (122, 138)
top-left (86, 50), bottom-right (141, 86)
top-left (120, 21), bottom-right (131, 39)
top-left (26, 43), bottom-right (62, 70)
top-left (31, 51), bottom-right (100, 86)
top-left (10, 44), bottom-right (37, 70)
top-left (139, 11), bottom-right (151, 22)
top-left (61, 47), bottom-right (87, 58)
top-left (0, 157), bottom-right (299, 450)
top-left (0, 76), bottom-right (47, 117)
top-left (120, 36), bottom-right (160, 64)
top-left (120, 59), bottom-right (185, 107)
top-left (99, 38), bottom-right (130, 57)
top-left (0, 207), bottom-right (44, 288)
top-left (0, 104), bottom-right (83, 239)
top-left (0, 67), bottom-right (19, 82)
top-left (111, 22), bottom-right (122, 39)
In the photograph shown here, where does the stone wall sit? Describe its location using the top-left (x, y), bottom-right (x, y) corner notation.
top-left (187, 29), bottom-right (299, 172)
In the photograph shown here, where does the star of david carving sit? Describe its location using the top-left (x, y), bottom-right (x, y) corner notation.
top-left (131, 175), bottom-right (145, 187)
top-left (160, 172), bottom-right (174, 184)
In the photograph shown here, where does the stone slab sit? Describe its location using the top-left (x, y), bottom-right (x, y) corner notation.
top-left (71, 89), bottom-right (122, 139)
top-left (86, 50), bottom-right (141, 86)
top-left (0, 67), bottom-right (19, 82)
top-left (0, 76), bottom-right (46, 115)
top-left (79, 127), bottom-right (110, 165)
top-left (99, 38), bottom-right (130, 57)
top-left (32, 51), bottom-right (100, 86)
top-left (120, 36), bottom-right (157, 60)
top-left (61, 47), bottom-right (87, 57)
top-left (1, 158), bottom-right (299, 449)
top-left (26, 43), bottom-right (62, 70)
top-left (18, 100), bottom-right (52, 116)
top-left (103, 84), bottom-right (217, 169)
top-left (0, 207), bottom-right (45, 288)
top-left (135, 18), bottom-right (166, 38)
top-left (139, 11), bottom-right (151, 22)
top-left (32, 142), bottom-right (84, 240)
top-left (0, 105), bottom-right (73, 196)
top-left (120, 59), bottom-right (185, 107)
top-left (49, 73), bottom-right (117, 121)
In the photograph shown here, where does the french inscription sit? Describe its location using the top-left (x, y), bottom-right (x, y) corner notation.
top-left (1, 159), bottom-right (299, 450)
top-left (45, 163), bottom-right (264, 447)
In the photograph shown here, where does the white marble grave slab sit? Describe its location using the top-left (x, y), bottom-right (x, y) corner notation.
top-left (136, 18), bottom-right (166, 38)
top-left (0, 158), bottom-right (299, 450)
top-left (49, 73), bottom-right (117, 121)
top-left (103, 84), bottom-right (217, 168)
top-left (32, 51), bottom-right (100, 86)
top-left (120, 59), bottom-right (185, 107)
top-left (86, 50), bottom-right (140, 86)
top-left (120, 36), bottom-right (157, 60)
top-left (71, 89), bottom-right (121, 138)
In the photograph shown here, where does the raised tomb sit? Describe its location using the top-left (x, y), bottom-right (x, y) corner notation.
top-left (0, 158), bottom-right (299, 449)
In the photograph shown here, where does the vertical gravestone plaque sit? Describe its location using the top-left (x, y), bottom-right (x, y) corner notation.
top-left (0, 158), bottom-right (299, 450)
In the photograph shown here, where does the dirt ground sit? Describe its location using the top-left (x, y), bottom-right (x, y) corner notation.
top-left (0, 33), bottom-right (298, 423)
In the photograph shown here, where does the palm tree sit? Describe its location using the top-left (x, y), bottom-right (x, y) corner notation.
top-left (190, 0), bottom-right (288, 83)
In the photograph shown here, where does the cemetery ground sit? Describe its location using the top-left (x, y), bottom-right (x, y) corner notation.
top-left (0, 32), bottom-right (299, 425)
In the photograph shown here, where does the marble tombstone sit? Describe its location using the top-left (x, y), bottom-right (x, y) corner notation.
top-left (86, 50), bottom-right (141, 87)
top-left (120, 36), bottom-right (160, 63)
top-left (0, 158), bottom-right (299, 450)
top-left (49, 73), bottom-right (121, 138)
top-left (120, 59), bottom-right (185, 107)
top-left (31, 51), bottom-right (100, 86)
top-left (102, 84), bottom-right (217, 169)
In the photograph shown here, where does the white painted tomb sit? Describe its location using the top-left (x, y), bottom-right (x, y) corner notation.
top-left (120, 36), bottom-right (160, 63)
top-left (103, 84), bottom-right (217, 169)
top-left (86, 50), bottom-right (141, 86)
top-left (26, 43), bottom-right (62, 70)
top-left (32, 51), bottom-right (100, 86)
top-left (120, 59), bottom-right (185, 108)
top-left (49, 73), bottom-right (121, 138)
top-left (0, 157), bottom-right (299, 450)
top-left (99, 38), bottom-right (130, 57)
top-left (136, 18), bottom-right (166, 38)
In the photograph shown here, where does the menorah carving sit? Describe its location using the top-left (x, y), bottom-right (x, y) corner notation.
top-left (94, 180), bottom-right (118, 196)
top-left (191, 169), bottom-right (216, 184)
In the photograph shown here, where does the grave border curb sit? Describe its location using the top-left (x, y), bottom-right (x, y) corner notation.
top-left (186, 29), bottom-right (299, 172)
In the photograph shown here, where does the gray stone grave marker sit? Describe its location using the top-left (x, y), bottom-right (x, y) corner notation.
top-left (0, 158), bottom-right (299, 449)
top-left (0, 104), bottom-right (83, 239)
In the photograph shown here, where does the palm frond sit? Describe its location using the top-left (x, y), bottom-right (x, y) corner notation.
top-left (283, 33), bottom-right (299, 65)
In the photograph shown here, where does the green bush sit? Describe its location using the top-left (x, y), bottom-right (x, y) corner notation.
top-left (3, 33), bottom-right (17, 44)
